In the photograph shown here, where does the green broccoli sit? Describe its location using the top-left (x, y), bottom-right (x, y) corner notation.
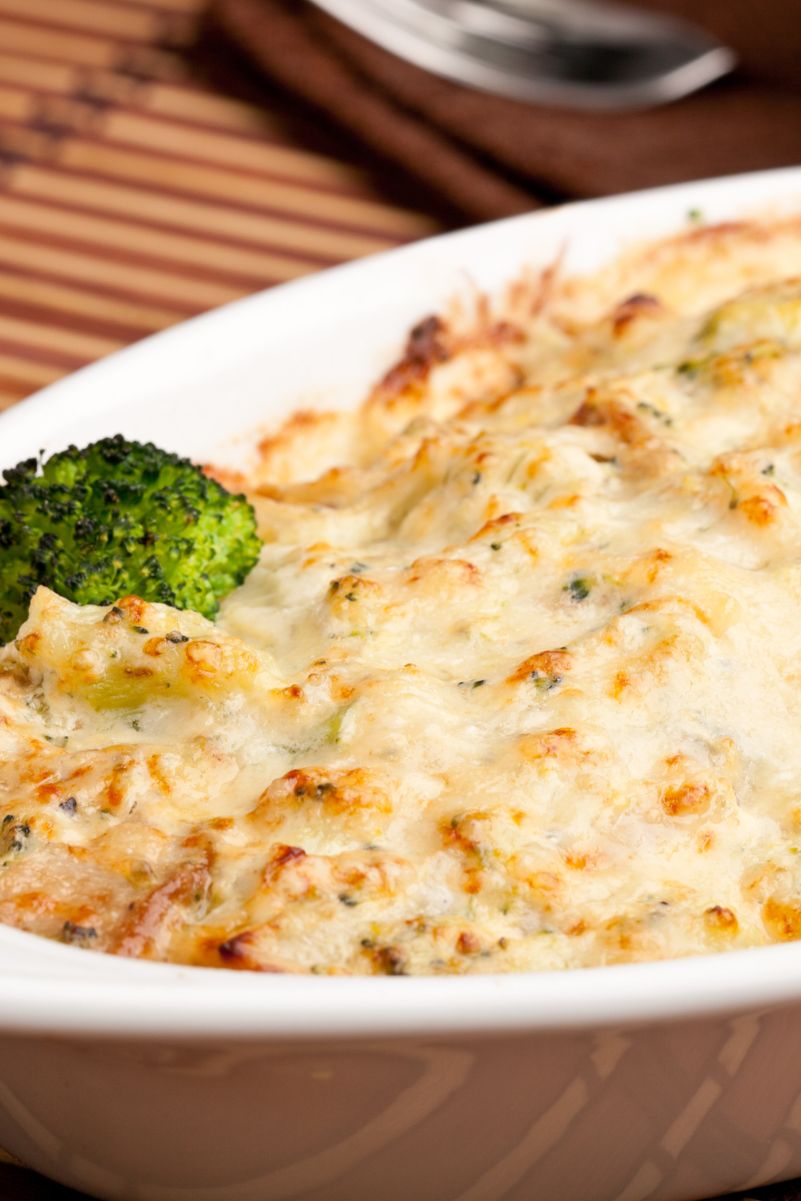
top-left (0, 435), bottom-right (262, 643)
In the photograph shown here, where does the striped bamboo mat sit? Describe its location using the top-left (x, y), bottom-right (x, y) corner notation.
top-left (0, 0), bottom-right (438, 414)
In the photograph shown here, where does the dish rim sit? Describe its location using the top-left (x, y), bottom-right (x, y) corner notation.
top-left (2, 165), bottom-right (801, 1040)
top-left (1, 928), bottom-right (801, 1040)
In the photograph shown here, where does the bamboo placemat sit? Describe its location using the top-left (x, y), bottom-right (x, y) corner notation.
top-left (0, 0), bottom-right (437, 413)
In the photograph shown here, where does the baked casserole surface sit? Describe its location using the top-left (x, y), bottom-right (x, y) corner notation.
top-left (3, 219), bottom-right (801, 974)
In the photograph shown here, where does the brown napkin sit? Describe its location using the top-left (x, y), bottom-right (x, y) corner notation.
top-left (202, 0), bottom-right (801, 224)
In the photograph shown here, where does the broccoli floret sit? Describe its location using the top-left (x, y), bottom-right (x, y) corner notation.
top-left (0, 435), bottom-right (262, 643)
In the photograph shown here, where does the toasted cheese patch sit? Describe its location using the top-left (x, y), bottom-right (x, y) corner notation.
top-left (6, 219), bottom-right (801, 973)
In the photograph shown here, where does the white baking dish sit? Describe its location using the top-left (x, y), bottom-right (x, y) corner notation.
top-left (2, 167), bottom-right (801, 1201)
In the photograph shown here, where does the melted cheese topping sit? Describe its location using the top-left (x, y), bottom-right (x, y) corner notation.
top-left (5, 218), bottom-right (801, 974)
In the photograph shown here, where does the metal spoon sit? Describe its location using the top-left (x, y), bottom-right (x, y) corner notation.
top-left (307, 0), bottom-right (736, 110)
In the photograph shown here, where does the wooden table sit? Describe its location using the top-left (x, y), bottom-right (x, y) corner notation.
top-left (0, 3), bottom-right (798, 1200)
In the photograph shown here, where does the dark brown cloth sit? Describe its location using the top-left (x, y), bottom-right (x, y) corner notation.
top-left (203, 0), bottom-right (801, 224)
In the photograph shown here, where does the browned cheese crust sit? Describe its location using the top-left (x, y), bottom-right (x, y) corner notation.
top-left (5, 217), bottom-right (801, 973)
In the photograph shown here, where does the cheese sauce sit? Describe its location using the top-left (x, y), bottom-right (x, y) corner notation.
top-left (4, 218), bottom-right (801, 974)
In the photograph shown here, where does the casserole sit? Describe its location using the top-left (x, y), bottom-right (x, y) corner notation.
top-left (1, 167), bottom-right (801, 1200)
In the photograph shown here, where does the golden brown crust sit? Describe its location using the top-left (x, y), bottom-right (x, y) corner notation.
top-left (6, 218), bottom-right (801, 973)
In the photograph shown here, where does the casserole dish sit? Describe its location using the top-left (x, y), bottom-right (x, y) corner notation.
top-left (1, 167), bottom-right (801, 1201)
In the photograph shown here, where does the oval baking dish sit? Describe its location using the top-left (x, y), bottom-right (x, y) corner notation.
top-left (1, 167), bottom-right (801, 1201)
